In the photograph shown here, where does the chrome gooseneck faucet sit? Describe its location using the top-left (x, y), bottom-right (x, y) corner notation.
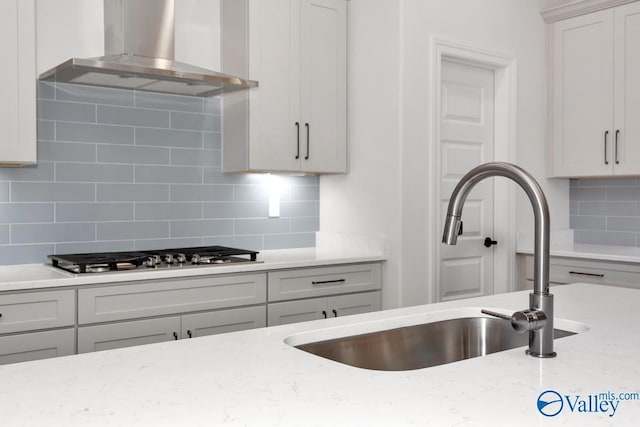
top-left (442, 162), bottom-right (556, 358)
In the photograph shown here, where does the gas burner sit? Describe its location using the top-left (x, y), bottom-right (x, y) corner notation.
top-left (47, 246), bottom-right (260, 274)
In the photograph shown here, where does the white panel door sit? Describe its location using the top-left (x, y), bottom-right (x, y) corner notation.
top-left (300, 0), bottom-right (347, 173)
top-left (551, 10), bottom-right (614, 176)
top-left (439, 60), bottom-right (495, 301)
top-left (613, 2), bottom-right (640, 175)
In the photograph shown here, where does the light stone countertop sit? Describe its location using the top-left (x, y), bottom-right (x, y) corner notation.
top-left (517, 243), bottom-right (640, 264)
top-left (0, 246), bottom-right (386, 292)
top-left (0, 283), bottom-right (638, 426)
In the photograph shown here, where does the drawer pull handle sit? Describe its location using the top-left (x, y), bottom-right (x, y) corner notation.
top-left (322, 310), bottom-right (328, 319)
top-left (569, 271), bottom-right (604, 278)
top-left (173, 332), bottom-right (179, 340)
top-left (187, 330), bottom-right (193, 339)
top-left (312, 279), bottom-right (346, 285)
top-left (332, 309), bottom-right (338, 317)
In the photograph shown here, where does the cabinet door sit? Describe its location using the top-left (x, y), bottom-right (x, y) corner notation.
top-left (77, 316), bottom-right (181, 353)
top-left (327, 291), bottom-right (381, 318)
top-left (247, 0), bottom-right (302, 172)
top-left (0, 0), bottom-right (36, 165)
top-left (267, 298), bottom-right (327, 326)
top-left (613, 2), bottom-right (640, 175)
top-left (300, 0), bottom-right (347, 173)
top-left (182, 305), bottom-right (266, 338)
top-left (550, 9), bottom-right (614, 177)
top-left (0, 328), bottom-right (75, 365)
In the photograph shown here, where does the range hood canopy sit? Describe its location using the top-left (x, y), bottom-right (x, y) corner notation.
top-left (38, 0), bottom-right (257, 97)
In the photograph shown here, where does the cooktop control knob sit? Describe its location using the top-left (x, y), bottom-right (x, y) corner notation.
top-left (191, 254), bottom-right (201, 264)
top-left (164, 254), bottom-right (174, 264)
top-left (145, 255), bottom-right (161, 268)
top-left (176, 253), bottom-right (186, 264)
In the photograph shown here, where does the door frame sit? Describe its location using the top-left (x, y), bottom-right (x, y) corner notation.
top-left (431, 38), bottom-right (517, 302)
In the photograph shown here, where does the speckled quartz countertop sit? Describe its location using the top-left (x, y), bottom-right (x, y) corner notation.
top-left (1, 283), bottom-right (639, 426)
top-left (517, 243), bottom-right (640, 264)
top-left (0, 233), bottom-right (387, 292)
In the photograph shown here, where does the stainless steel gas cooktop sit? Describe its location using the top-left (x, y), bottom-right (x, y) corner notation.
top-left (47, 246), bottom-right (260, 274)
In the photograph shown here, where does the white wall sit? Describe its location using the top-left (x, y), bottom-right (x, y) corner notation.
top-left (320, 0), bottom-right (403, 309)
top-left (322, 0), bottom-right (569, 309)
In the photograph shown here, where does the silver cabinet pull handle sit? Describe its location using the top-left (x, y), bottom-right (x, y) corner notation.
top-left (604, 130), bottom-right (609, 165)
top-left (569, 271), bottom-right (604, 278)
top-left (615, 129), bottom-right (620, 164)
top-left (312, 279), bottom-right (346, 285)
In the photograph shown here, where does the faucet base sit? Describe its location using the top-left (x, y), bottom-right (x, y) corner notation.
top-left (525, 349), bottom-right (557, 358)
top-left (528, 293), bottom-right (556, 358)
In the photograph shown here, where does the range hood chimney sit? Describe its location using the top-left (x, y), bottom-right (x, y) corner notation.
top-left (39, 0), bottom-right (257, 97)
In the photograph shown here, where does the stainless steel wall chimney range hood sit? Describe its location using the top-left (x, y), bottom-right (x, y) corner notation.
top-left (39, 0), bottom-right (257, 97)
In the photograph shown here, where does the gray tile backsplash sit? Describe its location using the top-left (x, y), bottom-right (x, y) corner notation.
top-left (571, 178), bottom-right (640, 246)
top-left (0, 82), bottom-right (319, 265)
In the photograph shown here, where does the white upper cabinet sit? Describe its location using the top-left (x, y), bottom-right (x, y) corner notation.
top-left (221, 0), bottom-right (347, 174)
top-left (0, 0), bottom-right (36, 166)
top-left (613, 2), bottom-right (640, 175)
top-left (549, 1), bottom-right (640, 177)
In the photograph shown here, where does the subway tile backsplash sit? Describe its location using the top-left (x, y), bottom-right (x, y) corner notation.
top-left (570, 178), bottom-right (640, 246)
top-left (0, 82), bottom-right (319, 265)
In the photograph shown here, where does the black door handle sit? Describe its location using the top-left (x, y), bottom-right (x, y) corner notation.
top-left (483, 237), bottom-right (498, 248)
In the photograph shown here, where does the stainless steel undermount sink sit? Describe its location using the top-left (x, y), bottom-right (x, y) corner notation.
top-left (293, 317), bottom-right (576, 371)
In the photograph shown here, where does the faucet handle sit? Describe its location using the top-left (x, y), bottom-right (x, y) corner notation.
top-left (481, 309), bottom-right (547, 333)
top-left (480, 309), bottom-right (511, 321)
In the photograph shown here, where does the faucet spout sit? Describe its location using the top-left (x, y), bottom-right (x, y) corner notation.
top-left (442, 162), bottom-right (556, 358)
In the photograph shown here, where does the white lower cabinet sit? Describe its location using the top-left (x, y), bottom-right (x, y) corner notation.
top-left (517, 254), bottom-right (640, 291)
top-left (268, 291), bottom-right (381, 327)
top-left (78, 305), bottom-right (267, 353)
top-left (77, 273), bottom-right (268, 353)
top-left (267, 263), bottom-right (383, 326)
top-left (0, 328), bottom-right (75, 365)
top-left (0, 289), bottom-right (76, 365)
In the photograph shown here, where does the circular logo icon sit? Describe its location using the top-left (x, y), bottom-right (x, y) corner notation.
top-left (537, 390), bottom-right (564, 417)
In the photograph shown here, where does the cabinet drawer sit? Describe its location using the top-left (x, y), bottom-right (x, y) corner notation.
top-left (78, 316), bottom-right (181, 353)
top-left (0, 328), bottom-right (75, 365)
top-left (523, 255), bottom-right (640, 289)
top-left (268, 263), bottom-right (382, 302)
top-left (0, 290), bottom-right (75, 334)
top-left (78, 273), bottom-right (267, 324)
